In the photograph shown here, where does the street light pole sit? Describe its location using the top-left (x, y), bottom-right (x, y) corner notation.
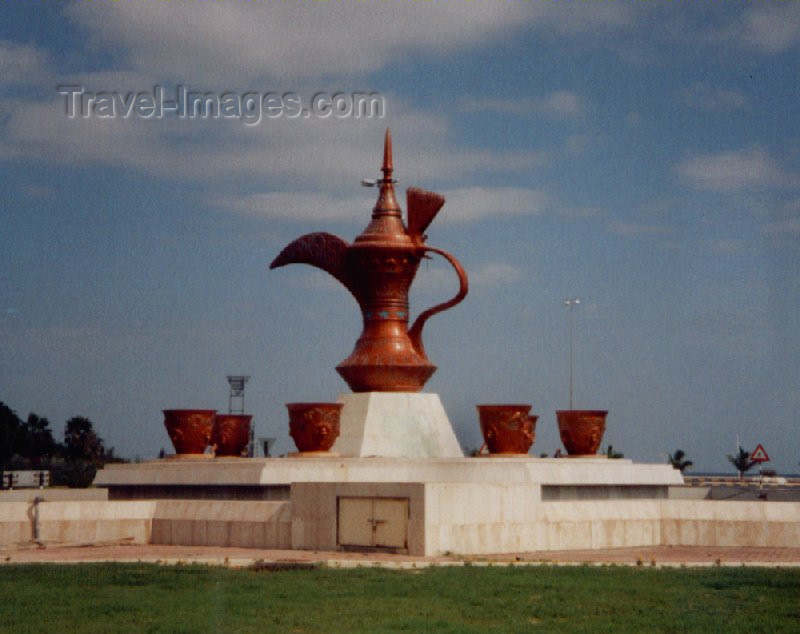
top-left (564, 298), bottom-right (580, 410)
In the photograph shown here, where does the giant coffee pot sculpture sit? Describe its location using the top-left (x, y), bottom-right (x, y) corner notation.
top-left (270, 130), bottom-right (468, 392)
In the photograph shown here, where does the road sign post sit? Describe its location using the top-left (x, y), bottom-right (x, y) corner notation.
top-left (751, 444), bottom-right (769, 463)
top-left (750, 444), bottom-right (771, 495)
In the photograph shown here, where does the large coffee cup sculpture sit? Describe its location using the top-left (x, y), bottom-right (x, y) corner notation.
top-left (211, 414), bottom-right (253, 457)
top-left (270, 130), bottom-right (468, 392)
top-left (477, 405), bottom-right (538, 455)
top-left (163, 409), bottom-right (216, 457)
top-left (556, 410), bottom-right (608, 456)
top-left (287, 403), bottom-right (342, 454)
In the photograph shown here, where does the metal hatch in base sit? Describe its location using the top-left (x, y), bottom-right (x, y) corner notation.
top-left (337, 496), bottom-right (409, 553)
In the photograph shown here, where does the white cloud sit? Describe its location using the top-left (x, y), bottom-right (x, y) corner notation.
top-left (0, 40), bottom-right (51, 87)
top-left (764, 218), bottom-right (800, 236)
top-left (564, 134), bottom-right (592, 156)
top-left (533, 1), bottom-right (636, 35)
top-left (702, 3), bottom-right (800, 55)
top-left (218, 185), bottom-right (547, 225)
top-left (59, 70), bottom-right (163, 93)
top-left (0, 4), bottom-right (616, 194)
top-left (470, 262), bottom-right (522, 286)
top-left (65, 2), bottom-right (636, 85)
top-left (741, 3), bottom-right (800, 54)
top-left (608, 221), bottom-right (672, 237)
top-left (680, 82), bottom-right (748, 111)
top-left (220, 191), bottom-right (370, 223)
top-left (3, 94), bottom-right (543, 188)
top-left (709, 239), bottom-right (746, 254)
top-left (66, 1), bottom-right (534, 85)
top-left (298, 270), bottom-right (345, 292)
top-left (676, 147), bottom-right (789, 192)
top-left (6, 99), bottom-right (163, 168)
top-left (461, 91), bottom-right (584, 119)
top-left (414, 261), bottom-right (521, 294)
top-left (412, 266), bottom-right (460, 295)
top-left (559, 206), bottom-right (603, 220)
top-left (20, 184), bottom-right (56, 200)
top-left (438, 187), bottom-right (547, 223)
top-left (540, 91), bottom-right (583, 118)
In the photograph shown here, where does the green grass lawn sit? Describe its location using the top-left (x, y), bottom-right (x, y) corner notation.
top-left (1, 563), bottom-right (798, 632)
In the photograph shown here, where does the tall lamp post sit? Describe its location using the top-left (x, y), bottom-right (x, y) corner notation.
top-left (226, 375), bottom-right (252, 456)
top-left (226, 375), bottom-right (250, 414)
top-left (564, 298), bottom-right (580, 410)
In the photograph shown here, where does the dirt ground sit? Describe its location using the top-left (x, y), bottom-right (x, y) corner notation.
top-left (3, 542), bottom-right (800, 568)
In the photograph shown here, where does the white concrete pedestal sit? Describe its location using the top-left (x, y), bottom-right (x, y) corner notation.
top-left (332, 392), bottom-right (463, 458)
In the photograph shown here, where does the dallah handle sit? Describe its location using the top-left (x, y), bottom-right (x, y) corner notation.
top-left (408, 246), bottom-right (469, 356)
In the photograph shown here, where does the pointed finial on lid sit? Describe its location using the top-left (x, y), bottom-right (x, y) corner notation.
top-left (382, 128), bottom-right (393, 182)
top-left (370, 128), bottom-right (399, 219)
top-left (354, 129), bottom-right (407, 243)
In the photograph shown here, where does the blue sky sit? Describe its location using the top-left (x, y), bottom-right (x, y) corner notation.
top-left (1, 1), bottom-right (798, 472)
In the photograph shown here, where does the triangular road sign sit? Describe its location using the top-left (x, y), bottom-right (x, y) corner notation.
top-left (751, 444), bottom-right (770, 462)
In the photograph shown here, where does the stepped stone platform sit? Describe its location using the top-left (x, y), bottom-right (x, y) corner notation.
top-left (94, 456), bottom-right (683, 501)
top-left (4, 458), bottom-right (798, 557)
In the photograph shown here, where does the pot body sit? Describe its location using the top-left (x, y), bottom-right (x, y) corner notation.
top-left (287, 403), bottom-right (343, 453)
top-left (336, 244), bottom-right (436, 392)
top-left (477, 404), bottom-right (537, 455)
top-left (212, 414), bottom-right (253, 457)
top-left (163, 409), bottom-right (216, 455)
top-left (556, 410), bottom-right (608, 456)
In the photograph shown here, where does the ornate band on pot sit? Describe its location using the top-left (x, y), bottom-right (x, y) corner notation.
top-left (556, 410), bottom-right (608, 456)
top-left (286, 402), bottom-right (343, 455)
top-left (212, 414), bottom-right (253, 457)
top-left (163, 409), bottom-right (216, 457)
top-left (476, 404), bottom-right (537, 456)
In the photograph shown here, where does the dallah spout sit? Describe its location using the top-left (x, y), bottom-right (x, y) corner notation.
top-left (269, 231), bottom-right (356, 297)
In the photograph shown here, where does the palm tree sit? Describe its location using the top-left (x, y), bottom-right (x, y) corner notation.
top-left (667, 449), bottom-right (693, 473)
top-left (726, 447), bottom-right (757, 479)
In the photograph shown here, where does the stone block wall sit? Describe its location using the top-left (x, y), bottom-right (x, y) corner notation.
top-left (0, 500), bottom-right (156, 546)
top-left (424, 483), bottom-right (541, 556)
top-left (2, 486), bottom-right (799, 556)
top-left (150, 500), bottom-right (291, 549)
top-left (660, 500), bottom-right (800, 548)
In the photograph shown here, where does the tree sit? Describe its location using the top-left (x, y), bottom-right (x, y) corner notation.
top-left (58, 417), bottom-right (105, 488)
top-left (667, 449), bottom-right (693, 473)
top-left (21, 414), bottom-right (59, 467)
top-left (0, 402), bottom-right (23, 469)
top-left (63, 417), bottom-right (104, 463)
top-left (727, 447), bottom-right (757, 479)
top-left (605, 444), bottom-right (624, 459)
top-left (1, 403), bottom-right (114, 487)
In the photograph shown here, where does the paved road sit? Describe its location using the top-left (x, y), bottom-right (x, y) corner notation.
top-left (684, 476), bottom-right (800, 501)
top-left (3, 543), bottom-right (800, 568)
